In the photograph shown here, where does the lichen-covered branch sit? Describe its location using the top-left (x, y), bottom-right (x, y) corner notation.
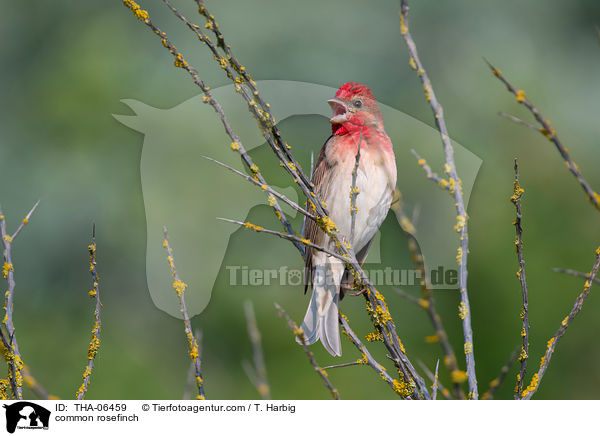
top-left (510, 160), bottom-right (530, 398)
top-left (162, 227), bottom-right (205, 400)
top-left (274, 303), bottom-right (340, 400)
top-left (338, 313), bottom-right (412, 398)
top-left (400, 0), bottom-right (478, 398)
top-left (391, 190), bottom-right (465, 399)
top-left (0, 200), bottom-right (40, 399)
top-left (486, 59), bottom-right (600, 212)
top-left (76, 225), bottom-right (102, 400)
top-left (120, 0), bottom-right (303, 256)
top-left (521, 246), bottom-right (600, 399)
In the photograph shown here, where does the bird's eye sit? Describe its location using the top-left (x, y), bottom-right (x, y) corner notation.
top-left (353, 100), bottom-right (363, 108)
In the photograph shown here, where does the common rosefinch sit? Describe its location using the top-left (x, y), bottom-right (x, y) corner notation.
top-left (299, 82), bottom-right (397, 356)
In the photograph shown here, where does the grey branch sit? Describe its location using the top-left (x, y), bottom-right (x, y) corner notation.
top-left (486, 58), bottom-right (600, 212)
top-left (391, 190), bottom-right (465, 399)
top-left (183, 330), bottom-right (203, 400)
top-left (510, 159), bottom-right (530, 399)
top-left (552, 268), bottom-right (600, 285)
top-left (417, 360), bottom-right (452, 400)
top-left (0, 200), bottom-right (41, 399)
top-left (401, 0), bottom-right (478, 398)
top-left (163, 227), bottom-right (205, 399)
top-left (76, 225), bottom-right (102, 400)
top-left (521, 247), bottom-right (600, 399)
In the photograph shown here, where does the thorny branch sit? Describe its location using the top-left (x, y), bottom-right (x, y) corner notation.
top-left (400, 0), bottom-right (478, 398)
top-left (76, 225), bottom-right (102, 400)
top-left (163, 227), bottom-right (205, 399)
top-left (510, 160), bottom-right (529, 398)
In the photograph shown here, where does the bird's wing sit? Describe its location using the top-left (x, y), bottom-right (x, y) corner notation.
top-left (304, 135), bottom-right (337, 294)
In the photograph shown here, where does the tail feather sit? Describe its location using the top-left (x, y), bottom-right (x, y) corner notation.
top-left (297, 255), bottom-right (344, 356)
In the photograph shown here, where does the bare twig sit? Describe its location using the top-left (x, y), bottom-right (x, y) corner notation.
top-left (163, 226), bottom-right (205, 399)
top-left (411, 150), bottom-right (449, 191)
top-left (486, 59), bottom-right (600, 212)
top-left (416, 360), bottom-right (452, 400)
top-left (274, 303), bottom-right (340, 400)
top-left (499, 112), bottom-right (539, 132)
top-left (218, 218), bottom-right (349, 263)
top-left (391, 190), bottom-right (464, 399)
top-left (400, 0), bottom-right (478, 398)
top-left (481, 348), bottom-right (518, 400)
top-left (202, 156), bottom-right (316, 221)
top-left (76, 225), bottom-right (102, 400)
top-left (339, 313), bottom-right (411, 398)
top-left (510, 160), bottom-right (530, 398)
top-left (0, 200), bottom-right (40, 399)
top-left (322, 361), bottom-right (362, 370)
top-left (432, 359), bottom-right (440, 401)
top-left (243, 300), bottom-right (270, 400)
top-left (553, 267), bottom-right (600, 285)
top-left (521, 246), bottom-right (600, 399)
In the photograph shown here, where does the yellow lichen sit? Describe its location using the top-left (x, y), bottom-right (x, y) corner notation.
top-left (454, 215), bottom-right (466, 233)
top-left (173, 279), bottom-right (188, 298)
top-left (244, 222), bottom-right (264, 231)
top-left (451, 370), bottom-right (468, 384)
top-left (425, 334), bottom-right (439, 343)
top-left (2, 263), bottom-right (13, 279)
top-left (408, 57), bottom-right (417, 70)
top-left (458, 301), bottom-right (468, 320)
top-left (122, 0), bottom-right (150, 23)
top-left (515, 89), bottom-right (526, 103)
top-left (521, 372), bottom-right (539, 397)
top-left (464, 342), bottom-right (473, 354)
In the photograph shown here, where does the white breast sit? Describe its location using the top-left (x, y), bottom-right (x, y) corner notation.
top-left (324, 146), bottom-right (396, 254)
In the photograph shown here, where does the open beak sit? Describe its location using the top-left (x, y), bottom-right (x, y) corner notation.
top-left (328, 98), bottom-right (348, 124)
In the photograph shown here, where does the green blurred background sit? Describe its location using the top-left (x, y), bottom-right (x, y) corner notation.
top-left (0, 0), bottom-right (599, 400)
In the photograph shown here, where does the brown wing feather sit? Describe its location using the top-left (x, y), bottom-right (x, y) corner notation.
top-left (304, 135), bottom-right (336, 293)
